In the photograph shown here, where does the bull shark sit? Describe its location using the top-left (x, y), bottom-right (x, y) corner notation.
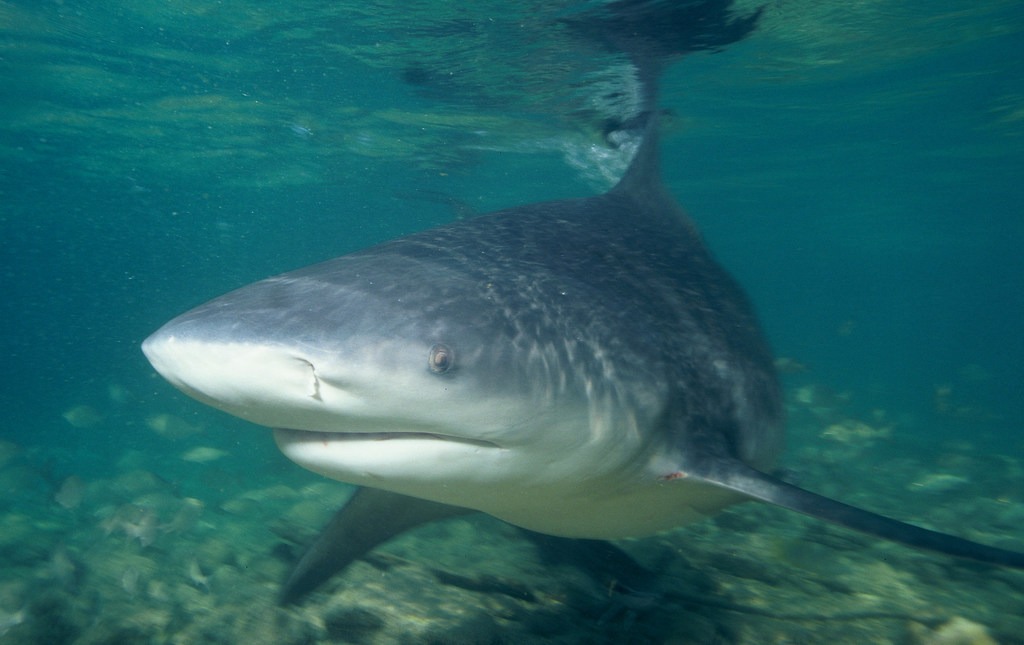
top-left (141, 0), bottom-right (1024, 606)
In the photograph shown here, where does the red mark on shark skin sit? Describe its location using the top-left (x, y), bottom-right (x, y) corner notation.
top-left (659, 471), bottom-right (688, 481)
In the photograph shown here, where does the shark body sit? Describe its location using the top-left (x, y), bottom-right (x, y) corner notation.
top-left (141, 0), bottom-right (1024, 605)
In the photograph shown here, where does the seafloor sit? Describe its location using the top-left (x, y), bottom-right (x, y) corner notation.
top-left (1, 378), bottom-right (1021, 645)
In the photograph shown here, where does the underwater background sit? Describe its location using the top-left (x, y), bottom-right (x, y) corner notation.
top-left (1, 1), bottom-right (1022, 643)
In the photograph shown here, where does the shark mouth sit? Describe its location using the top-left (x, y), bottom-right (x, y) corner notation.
top-left (274, 427), bottom-right (501, 449)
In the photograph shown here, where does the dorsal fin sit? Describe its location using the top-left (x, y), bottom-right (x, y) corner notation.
top-left (561, 1), bottom-right (763, 198)
top-left (610, 108), bottom-right (662, 198)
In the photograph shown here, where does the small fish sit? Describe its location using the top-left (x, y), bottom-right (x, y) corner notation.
top-left (127, 514), bottom-right (158, 546)
top-left (103, 504), bottom-right (159, 547)
top-left (773, 356), bottom-right (809, 374)
top-left (121, 567), bottom-right (141, 597)
top-left (107, 383), bottom-right (131, 404)
top-left (0, 608), bottom-right (25, 637)
top-left (909, 473), bottom-right (971, 494)
top-left (146, 413), bottom-right (203, 440)
top-left (46, 544), bottom-right (83, 589)
top-left (161, 497), bottom-right (204, 533)
top-left (188, 558), bottom-right (210, 592)
top-left (54, 475), bottom-right (85, 510)
top-left (181, 446), bottom-right (229, 463)
top-left (287, 123), bottom-right (313, 139)
top-left (61, 404), bottom-right (102, 428)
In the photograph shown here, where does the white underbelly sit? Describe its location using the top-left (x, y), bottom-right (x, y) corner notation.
top-left (480, 478), bottom-right (746, 539)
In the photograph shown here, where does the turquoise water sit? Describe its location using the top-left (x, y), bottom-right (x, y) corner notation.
top-left (1, 1), bottom-right (1022, 643)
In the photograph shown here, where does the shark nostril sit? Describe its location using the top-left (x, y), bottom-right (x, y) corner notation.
top-left (296, 357), bottom-right (321, 401)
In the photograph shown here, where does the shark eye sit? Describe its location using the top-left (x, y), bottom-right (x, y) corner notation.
top-left (428, 343), bottom-right (453, 374)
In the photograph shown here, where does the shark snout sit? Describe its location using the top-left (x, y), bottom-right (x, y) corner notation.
top-left (142, 326), bottom-right (331, 428)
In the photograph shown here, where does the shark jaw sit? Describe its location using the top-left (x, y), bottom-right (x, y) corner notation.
top-left (272, 427), bottom-right (505, 486)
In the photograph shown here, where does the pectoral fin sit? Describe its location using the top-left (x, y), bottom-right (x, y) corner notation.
top-left (279, 487), bottom-right (472, 605)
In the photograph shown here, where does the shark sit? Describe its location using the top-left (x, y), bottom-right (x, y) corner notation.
top-left (141, 0), bottom-right (1024, 606)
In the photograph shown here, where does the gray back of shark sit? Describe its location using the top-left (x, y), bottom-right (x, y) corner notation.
top-left (140, 0), bottom-right (1024, 605)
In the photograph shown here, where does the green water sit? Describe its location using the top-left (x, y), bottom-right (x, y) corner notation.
top-left (1, 1), bottom-right (1022, 643)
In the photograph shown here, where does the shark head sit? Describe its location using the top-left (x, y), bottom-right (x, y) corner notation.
top-left (142, 229), bottom-right (683, 535)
